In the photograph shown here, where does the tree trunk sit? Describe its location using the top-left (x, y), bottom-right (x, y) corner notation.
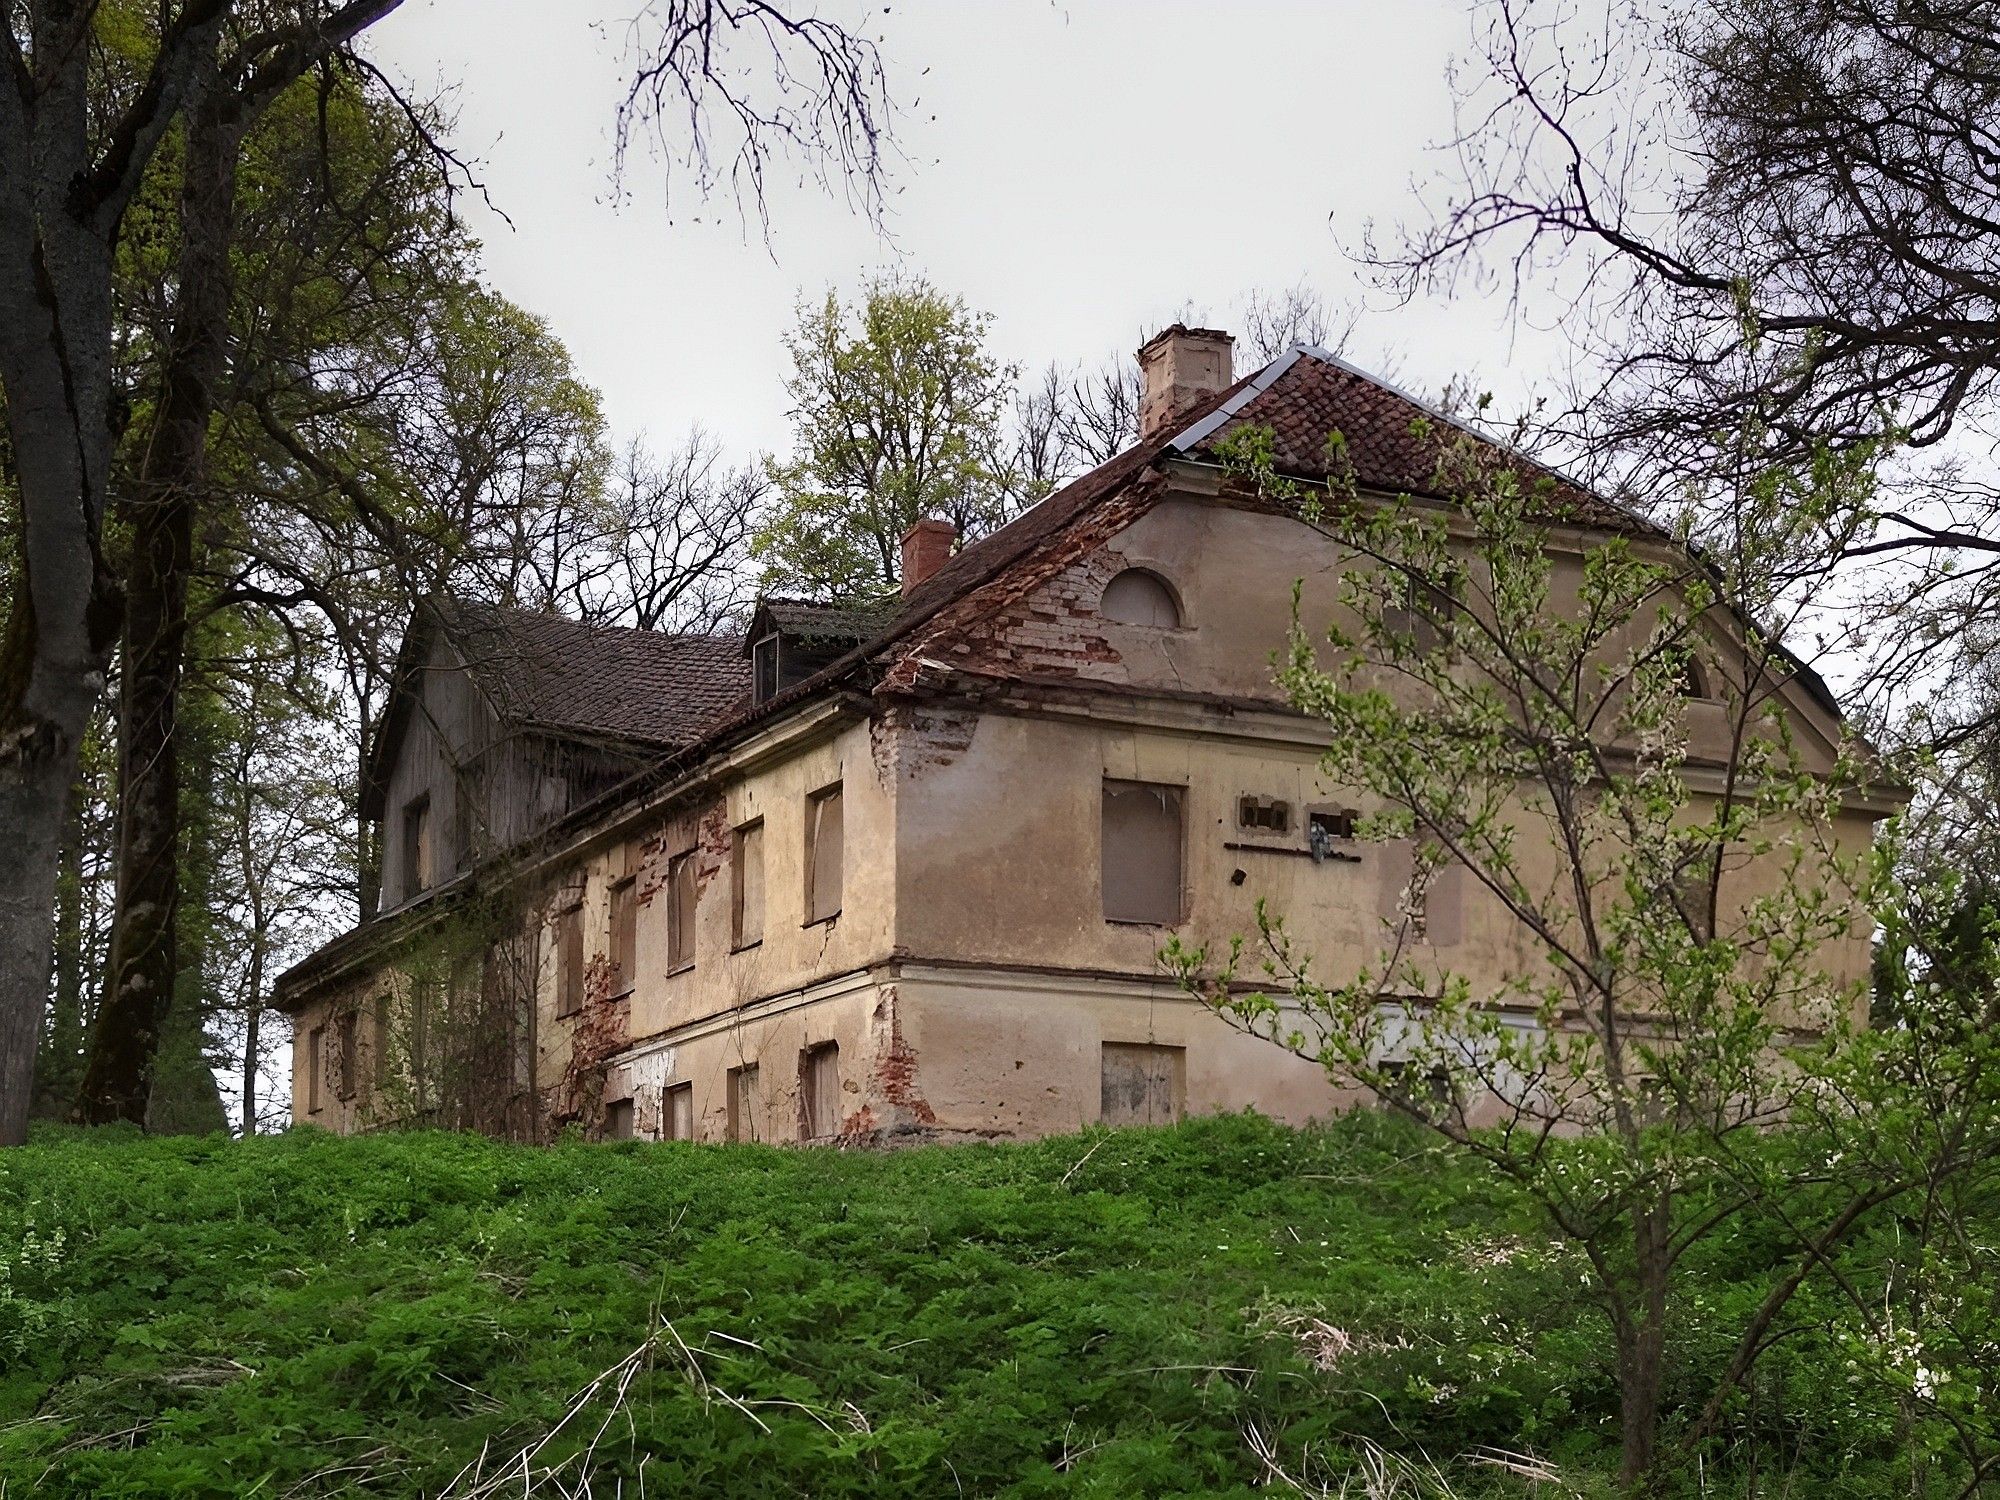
top-left (74, 95), bottom-right (241, 1125)
top-left (0, 268), bottom-right (122, 1147)
top-left (1617, 1197), bottom-right (1673, 1492)
top-left (32, 784), bottom-right (89, 1118)
top-left (241, 963), bottom-right (262, 1135)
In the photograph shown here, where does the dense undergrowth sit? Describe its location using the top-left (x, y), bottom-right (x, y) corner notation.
top-left (0, 1113), bottom-right (1954, 1496)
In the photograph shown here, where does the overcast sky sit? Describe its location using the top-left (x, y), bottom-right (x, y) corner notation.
top-left (365, 0), bottom-right (1557, 458)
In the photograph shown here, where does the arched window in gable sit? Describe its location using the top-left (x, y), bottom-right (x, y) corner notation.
top-left (1662, 642), bottom-right (1710, 699)
top-left (1100, 568), bottom-right (1182, 628)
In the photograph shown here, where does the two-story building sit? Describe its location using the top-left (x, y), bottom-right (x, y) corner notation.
top-left (274, 327), bottom-right (1891, 1143)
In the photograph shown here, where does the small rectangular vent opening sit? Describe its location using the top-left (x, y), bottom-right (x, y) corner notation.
top-left (1238, 795), bottom-right (1291, 833)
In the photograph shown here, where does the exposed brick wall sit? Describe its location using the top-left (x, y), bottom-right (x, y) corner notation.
top-left (878, 477), bottom-right (1166, 696)
top-left (838, 984), bottom-right (937, 1141)
top-left (869, 704), bottom-right (980, 787)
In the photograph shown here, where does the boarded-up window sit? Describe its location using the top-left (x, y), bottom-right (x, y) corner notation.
top-left (1424, 861), bottom-right (1465, 947)
top-left (1101, 780), bottom-right (1183, 924)
top-left (805, 783), bottom-right (843, 924)
top-left (801, 1042), bottom-right (841, 1140)
top-left (609, 876), bottom-right (637, 994)
top-left (732, 820), bottom-right (765, 949)
top-left (306, 1025), bottom-right (325, 1113)
top-left (554, 903), bottom-right (584, 1018)
top-left (401, 793), bottom-right (431, 899)
top-left (727, 1063), bottom-right (759, 1142)
top-left (1101, 1042), bottom-right (1185, 1125)
top-left (604, 1098), bottom-right (634, 1140)
top-left (665, 1082), bottom-right (695, 1141)
top-left (335, 1010), bottom-right (359, 1101)
top-left (667, 852), bottom-right (697, 970)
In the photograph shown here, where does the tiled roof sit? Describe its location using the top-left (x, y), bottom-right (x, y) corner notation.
top-left (1173, 347), bottom-right (1650, 534)
top-left (436, 600), bottom-right (747, 749)
top-left (753, 597), bottom-right (899, 645)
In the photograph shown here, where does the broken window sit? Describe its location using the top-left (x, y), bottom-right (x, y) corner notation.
top-left (666, 852), bottom-right (697, 970)
top-left (604, 1098), bottom-right (635, 1140)
top-left (335, 1010), bottom-right (359, 1101)
top-left (727, 1063), bottom-right (760, 1142)
top-left (1100, 568), bottom-right (1181, 627)
top-left (1382, 1061), bottom-right (1453, 1120)
top-left (1310, 809), bottom-right (1357, 841)
top-left (801, 1042), bottom-right (841, 1141)
top-left (410, 980), bottom-right (434, 1102)
top-left (1101, 779), bottom-right (1183, 925)
top-left (753, 634), bottom-right (780, 704)
top-left (1238, 794), bottom-right (1291, 833)
top-left (554, 903), bottom-right (584, 1018)
top-left (805, 783), bottom-right (843, 925)
top-left (665, 1082), bottom-right (695, 1141)
top-left (732, 819), bottom-right (765, 949)
top-left (1386, 568), bottom-right (1461, 655)
top-left (1101, 1041), bottom-right (1185, 1125)
top-left (401, 793), bottom-right (431, 899)
top-left (307, 1025), bottom-right (325, 1113)
top-left (370, 996), bottom-right (392, 1088)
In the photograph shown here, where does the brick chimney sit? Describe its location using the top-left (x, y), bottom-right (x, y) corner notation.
top-left (1137, 324), bottom-right (1234, 440)
top-left (899, 517), bottom-right (956, 594)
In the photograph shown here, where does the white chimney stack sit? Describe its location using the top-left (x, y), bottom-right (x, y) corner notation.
top-left (1136, 324), bottom-right (1234, 441)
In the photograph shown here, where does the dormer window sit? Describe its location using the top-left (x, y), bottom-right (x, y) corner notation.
top-left (744, 598), bottom-right (893, 705)
top-left (1100, 569), bottom-right (1181, 628)
top-left (753, 634), bottom-right (780, 704)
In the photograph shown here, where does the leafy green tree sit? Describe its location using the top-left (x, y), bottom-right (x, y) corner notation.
top-left (1, 0), bottom-right (904, 1147)
top-left (758, 274), bottom-right (1023, 597)
top-left (1170, 416), bottom-right (2000, 1490)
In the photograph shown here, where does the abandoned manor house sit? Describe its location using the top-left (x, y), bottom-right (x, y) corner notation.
top-left (276, 328), bottom-right (1890, 1144)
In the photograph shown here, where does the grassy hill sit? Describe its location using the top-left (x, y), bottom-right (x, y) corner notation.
top-left (0, 1113), bottom-right (1927, 1497)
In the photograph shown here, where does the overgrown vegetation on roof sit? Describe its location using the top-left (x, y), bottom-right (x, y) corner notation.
top-left (2, 1112), bottom-right (1983, 1497)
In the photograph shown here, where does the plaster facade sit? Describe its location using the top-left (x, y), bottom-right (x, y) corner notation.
top-left (280, 325), bottom-right (1897, 1147)
top-left (283, 477), bottom-right (1887, 1146)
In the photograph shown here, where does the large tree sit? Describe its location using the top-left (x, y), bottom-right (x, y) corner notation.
top-left (759, 273), bottom-right (1024, 598)
top-left (2, 0), bottom-right (898, 1142)
top-left (0, 0), bottom-right (407, 1146)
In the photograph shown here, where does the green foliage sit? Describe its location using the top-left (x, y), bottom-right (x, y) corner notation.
top-left (1169, 416), bottom-right (2000, 1487)
top-left (0, 1114), bottom-right (1986, 1497)
top-left (758, 273), bottom-right (1026, 598)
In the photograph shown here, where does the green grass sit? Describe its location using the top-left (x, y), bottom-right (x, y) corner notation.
top-left (0, 1113), bottom-right (1930, 1497)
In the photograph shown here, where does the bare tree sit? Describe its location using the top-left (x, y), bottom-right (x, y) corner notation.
top-left (1383, 1), bottom-right (2000, 474)
top-left (612, 0), bottom-right (895, 227)
top-left (564, 432), bottom-right (766, 633)
top-left (1366, 0), bottom-right (2000, 774)
top-left (1020, 285), bottom-right (1364, 491)
top-left (1237, 279), bottom-right (1360, 364)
